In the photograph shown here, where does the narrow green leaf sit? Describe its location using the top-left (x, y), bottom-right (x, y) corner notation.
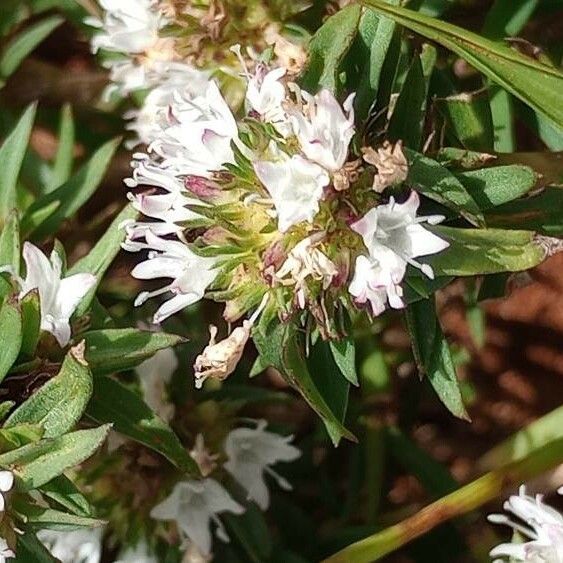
top-left (47, 103), bottom-right (75, 193)
top-left (81, 328), bottom-right (185, 375)
top-left (0, 295), bottom-right (22, 384)
top-left (0, 424), bottom-right (44, 451)
top-left (40, 475), bottom-right (92, 517)
top-left (405, 149), bottom-right (484, 226)
top-left (0, 210), bottom-right (20, 298)
top-left (428, 226), bottom-right (546, 275)
top-left (300, 5), bottom-right (361, 93)
top-left (361, 0), bottom-right (563, 127)
top-left (22, 137), bottom-right (120, 238)
top-left (0, 104), bottom-right (36, 221)
top-left (6, 343), bottom-right (93, 437)
top-left (482, 0), bottom-right (539, 39)
top-left (23, 506), bottom-right (103, 532)
top-left (455, 165), bottom-right (538, 210)
top-left (0, 16), bottom-right (63, 81)
top-left (405, 298), bottom-right (469, 420)
top-left (0, 401), bottom-right (15, 422)
top-left (69, 203), bottom-right (137, 317)
top-left (0, 425), bottom-right (110, 490)
top-left (489, 85), bottom-right (515, 152)
top-left (329, 338), bottom-right (358, 386)
top-left (20, 289), bottom-right (41, 358)
top-left (17, 532), bottom-right (58, 563)
top-left (87, 375), bottom-right (200, 476)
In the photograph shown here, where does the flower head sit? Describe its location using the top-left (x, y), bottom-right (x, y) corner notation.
top-left (224, 420), bottom-right (300, 509)
top-left (488, 486), bottom-right (563, 562)
top-left (150, 479), bottom-right (244, 556)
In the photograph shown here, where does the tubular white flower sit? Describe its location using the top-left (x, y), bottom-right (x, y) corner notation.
top-left (488, 486), bottom-right (563, 562)
top-left (38, 528), bottom-right (103, 563)
top-left (150, 479), bottom-right (244, 556)
top-left (129, 231), bottom-right (218, 323)
top-left (0, 538), bottom-right (14, 562)
top-left (136, 347), bottom-right (178, 423)
top-left (352, 191), bottom-right (449, 282)
top-left (8, 243), bottom-right (97, 347)
top-left (290, 89), bottom-right (355, 172)
top-left (254, 150), bottom-right (329, 233)
top-left (224, 420), bottom-right (300, 510)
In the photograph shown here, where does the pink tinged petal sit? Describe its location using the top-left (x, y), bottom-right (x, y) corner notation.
top-left (351, 208), bottom-right (378, 243)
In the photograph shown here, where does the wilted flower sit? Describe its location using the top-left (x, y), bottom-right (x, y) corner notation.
top-left (38, 528), bottom-right (103, 563)
top-left (488, 485), bottom-right (563, 562)
top-left (0, 243), bottom-right (96, 346)
top-left (0, 471), bottom-right (14, 513)
top-left (362, 141), bottom-right (409, 193)
top-left (224, 420), bottom-right (300, 510)
top-left (136, 347), bottom-right (178, 422)
top-left (150, 479), bottom-right (244, 556)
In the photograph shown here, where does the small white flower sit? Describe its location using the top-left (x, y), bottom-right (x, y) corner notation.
top-left (0, 538), bottom-right (14, 562)
top-left (114, 540), bottom-right (157, 563)
top-left (290, 89), bottom-right (355, 172)
top-left (224, 420), bottom-right (301, 510)
top-left (488, 485), bottom-right (563, 562)
top-left (348, 254), bottom-right (403, 316)
top-left (3, 243), bottom-right (97, 347)
top-left (136, 347), bottom-right (178, 423)
top-left (254, 150), bottom-right (329, 233)
top-left (129, 231), bottom-right (218, 323)
top-left (38, 528), bottom-right (103, 563)
top-left (352, 191), bottom-right (449, 282)
top-left (0, 470), bottom-right (14, 513)
top-left (150, 478), bottom-right (244, 556)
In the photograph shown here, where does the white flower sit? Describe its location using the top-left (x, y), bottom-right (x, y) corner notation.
top-left (114, 540), bottom-right (157, 563)
top-left (274, 234), bottom-right (338, 308)
top-left (254, 150), bottom-right (329, 233)
top-left (290, 89), bottom-right (355, 172)
top-left (38, 528), bottom-right (103, 563)
top-left (488, 486), bottom-right (563, 562)
top-left (150, 80), bottom-right (238, 177)
top-left (150, 479), bottom-right (244, 556)
top-left (224, 420), bottom-right (301, 510)
top-left (351, 191), bottom-right (449, 282)
top-left (136, 347), bottom-right (178, 422)
top-left (0, 538), bottom-right (14, 562)
top-left (0, 470), bottom-right (14, 512)
top-left (348, 254), bottom-right (403, 316)
top-left (129, 231), bottom-right (218, 323)
top-left (3, 243), bottom-right (97, 347)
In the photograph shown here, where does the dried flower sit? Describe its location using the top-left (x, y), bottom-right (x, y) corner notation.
top-left (362, 141), bottom-right (409, 193)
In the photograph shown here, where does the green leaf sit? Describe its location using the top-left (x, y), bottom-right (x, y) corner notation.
top-left (299, 5), bottom-right (361, 93)
top-left (86, 375), bottom-right (200, 476)
top-left (455, 165), bottom-right (538, 210)
top-left (329, 338), bottom-right (358, 386)
top-left (489, 85), bottom-right (515, 152)
top-left (0, 424), bottom-right (44, 451)
top-left (68, 203), bottom-right (138, 317)
top-left (253, 323), bottom-right (356, 446)
top-left (405, 297), bottom-right (469, 420)
top-left (405, 149), bottom-right (484, 226)
top-left (81, 328), bottom-right (185, 375)
top-left (0, 104), bottom-right (36, 221)
top-left (22, 505), bottom-right (104, 532)
top-left (40, 475), bottom-right (92, 517)
top-left (6, 343), bottom-right (93, 437)
top-left (0, 16), bottom-right (63, 82)
top-left (224, 504), bottom-right (273, 563)
top-left (22, 137), bottom-right (120, 238)
top-left (361, 0), bottom-right (563, 127)
top-left (0, 425), bottom-right (110, 490)
top-left (482, 0), bottom-right (539, 39)
top-left (0, 294), bottom-right (22, 384)
top-left (0, 209), bottom-right (20, 297)
top-left (435, 90), bottom-right (494, 152)
top-left (20, 289), bottom-right (41, 358)
top-left (388, 54), bottom-right (425, 150)
top-left (46, 103), bottom-right (75, 193)
top-left (16, 532), bottom-right (58, 563)
top-left (428, 226), bottom-right (546, 275)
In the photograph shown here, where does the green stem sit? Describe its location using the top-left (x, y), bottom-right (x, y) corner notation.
top-left (323, 438), bottom-right (563, 563)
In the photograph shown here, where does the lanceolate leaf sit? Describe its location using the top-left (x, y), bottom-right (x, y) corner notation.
top-left (0, 425), bottom-right (110, 490)
top-left (299, 4), bottom-right (361, 94)
top-left (0, 104), bottom-right (36, 222)
top-left (428, 226), bottom-right (546, 275)
top-left (0, 295), bottom-right (22, 384)
top-left (40, 475), bottom-right (92, 517)
top-left (81, 328), bottom-right (185, 374)
top-left (0, 210), bottom-right (20, 297)
top-left (22, 505), bottom-right (104, 532)
top-left (16, 532), bottom-right (58, 563)
top-left (86, 375), bottom-right (200, 476)
top-left (5, 343), bottom-right (93, 438)
top-left (361, 0), bottom-right (563, 127)
top-left (329, 337), bottom-right (359, 386)
top-left (46, 103), bottom-right (75, 193)
top-left (20, 289), bottom-right (41, 358)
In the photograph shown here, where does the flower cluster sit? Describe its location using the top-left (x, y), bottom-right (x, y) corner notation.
top-left (123, 59), bottom-right (450, 385)
top-left (488, 485), bottom-right (563, 562)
